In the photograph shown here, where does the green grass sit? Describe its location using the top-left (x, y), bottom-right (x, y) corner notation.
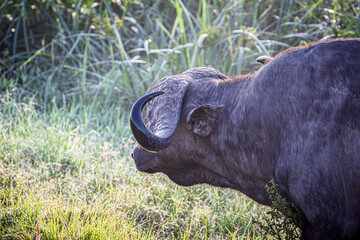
top-left (0, 94), bottom-right (268, 239)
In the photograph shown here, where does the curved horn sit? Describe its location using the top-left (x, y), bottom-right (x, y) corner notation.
top-left (130, 91), bottom-right (167, 152)
top-left (130, 72), bottom-right (192, 152)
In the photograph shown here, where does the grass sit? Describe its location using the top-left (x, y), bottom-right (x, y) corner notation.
top-left (1, 0), bottom-right (359, 239)
top-left (0, 93), bottom-right (268, 239)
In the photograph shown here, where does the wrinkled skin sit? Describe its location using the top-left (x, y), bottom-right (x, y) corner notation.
top-left (131, 39), bottom-right (360, 240)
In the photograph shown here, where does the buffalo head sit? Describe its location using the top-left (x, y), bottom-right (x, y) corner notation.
top-left (130, 68), bottom-right (240, 188)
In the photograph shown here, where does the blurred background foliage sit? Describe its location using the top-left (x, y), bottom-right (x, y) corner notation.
top-left (0, 0), bottom-right (359, 139)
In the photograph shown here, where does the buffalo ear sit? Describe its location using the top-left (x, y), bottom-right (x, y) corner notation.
top-left (256, 55), bottom-right (273, 65)
top-left (186, 104), bottom-right (223, 137)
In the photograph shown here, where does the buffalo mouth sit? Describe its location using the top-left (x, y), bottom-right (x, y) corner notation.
top-left (136, 165), bottom-right (158, 174)
top-left (132, 145), bottom-right (160, 173)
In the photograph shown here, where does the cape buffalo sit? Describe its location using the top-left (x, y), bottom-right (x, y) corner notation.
top-left (130, 38), bottom-right (360, 239)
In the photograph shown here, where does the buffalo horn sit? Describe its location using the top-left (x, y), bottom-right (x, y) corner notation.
top-left (130, 91), bottom-right (173, 152)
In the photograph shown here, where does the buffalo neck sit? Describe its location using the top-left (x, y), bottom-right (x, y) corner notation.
top-left (207, 74), bottom-right (282, 204)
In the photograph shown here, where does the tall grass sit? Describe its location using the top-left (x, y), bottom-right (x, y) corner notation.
top-left (1, 0), bottom-right (359, 119)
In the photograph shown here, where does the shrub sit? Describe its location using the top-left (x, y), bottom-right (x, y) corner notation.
top-left (255, 180), bottom-right (303, 240)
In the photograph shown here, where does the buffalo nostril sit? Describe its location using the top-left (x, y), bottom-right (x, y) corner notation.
top-left (131, 152), bottom-right (134, 159)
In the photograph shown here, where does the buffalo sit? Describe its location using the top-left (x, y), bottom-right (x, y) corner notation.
top-left (130, 38), bottom-right (360, 239)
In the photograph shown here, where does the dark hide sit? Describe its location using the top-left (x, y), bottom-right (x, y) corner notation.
top-left (131, 38), bottom-right (360, 239)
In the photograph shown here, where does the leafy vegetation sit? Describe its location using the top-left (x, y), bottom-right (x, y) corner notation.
top-left (255, 180), bottom-right (303, 240)
top-left (1, 0), bottom-right (359, 239)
